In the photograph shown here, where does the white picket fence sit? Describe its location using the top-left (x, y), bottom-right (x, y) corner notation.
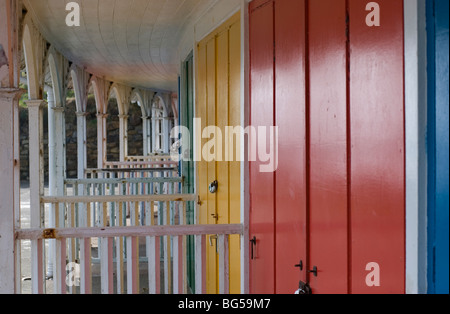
top-left (16, 161), bottom-right (243, 294)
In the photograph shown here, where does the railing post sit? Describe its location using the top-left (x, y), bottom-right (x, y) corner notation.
top-left (0, 89), bottom-right (23, 294)
top-left (26, 99), bottom-right (46, 294)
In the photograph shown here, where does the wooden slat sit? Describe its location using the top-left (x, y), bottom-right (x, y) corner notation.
top-left (80, 238), bottom-right (92, 294)
top-left (218, 235), bottom-right (230, 294)
top-left (100, 237), bottom-right (114, 294)
top-left (60, 238), bottom-right (67, 295)
top-left (31, 239), bottom-right (44, 294)
top-left (64, 177), bottom-right (183, 186)
top-left (146, 236), bottom-right (157, 294)
top-left (17, 224), bottom-right (243, 240)
top-left (41, 194), bottom-right (196, 204)
top-left (195, 234), bottom-right (207, 294)
top-left (126, 236), bottom-right (139, 294)
top-left (127, 201), bottom-right (140, 294)
top-left (116, 203), bottom-right (124, 294)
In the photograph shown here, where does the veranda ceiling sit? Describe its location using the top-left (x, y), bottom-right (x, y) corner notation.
top-left (23, 0), bottom-right (215, 91)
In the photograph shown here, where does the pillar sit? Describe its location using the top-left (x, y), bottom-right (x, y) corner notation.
top-left (47, 86), bottom-right (66, 291)
top-left (26, 99), bottom-right (46, 294)
top-left (0, 0), bottom-right (22, 294)
top-left (119, 114), bottom-right (129, 161)
top-left (0, 89), bottom-right (23, 294)
top-left (142, 115), bottom-right (151, 156)
top-left (97, 113), bottom-right (107, 169)
top-left (76, 111), bottom-right (87, 178)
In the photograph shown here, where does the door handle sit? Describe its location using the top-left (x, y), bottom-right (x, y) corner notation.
top-left (295, 260), bottom-right (304, 271)
top-left (308, 266), bottom-right (318, 277)
top-left (250, 236), bottom-right (257, 260)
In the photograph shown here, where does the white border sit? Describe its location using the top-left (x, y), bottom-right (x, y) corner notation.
top-left (404, 0), bottom-right (428, 294)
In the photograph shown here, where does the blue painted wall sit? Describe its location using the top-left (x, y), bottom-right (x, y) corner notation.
top-left (427, 0), bottom-right (449, 295)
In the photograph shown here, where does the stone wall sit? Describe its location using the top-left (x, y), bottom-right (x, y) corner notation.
top-left (20, 97), bottom-right (144, 182)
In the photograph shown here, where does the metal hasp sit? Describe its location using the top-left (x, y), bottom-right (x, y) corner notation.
top-left (250, 236), bottom-right (257, 260)
top-left (308, 266), bottom-right (318, 278)
top-left (295, 260), bottom-right (304, 271)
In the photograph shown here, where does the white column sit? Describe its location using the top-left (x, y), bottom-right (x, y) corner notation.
top-left (0, 0), bottom-right (22, 294)
top-left (0, 89), bottom-right (23, 294)
top-left (26, 99), bottom-right (46, 294)
top-left (49, 100), bottom-right (66, 293)
top-left (46, 86), bottom-right (56, 279)
top-left (97, 113), bottom-right (107, 169)
top-left (142, 115), bottom-right (150, 156)
top-left (163, 117), bottom-right (170, 154)
top-left (76, 111), bottom-right (87, 178)
top-left (119, 114), bottom-right (129, 161)
top-left (152, 113), bottom-right (157, 153)
top-left (404, 0), bottom-right (428, 294)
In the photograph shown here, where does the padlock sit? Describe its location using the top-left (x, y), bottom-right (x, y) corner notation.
top-left (297, 281), bottom-right (312, 295)
top-left (209, 180), bottom-right (218, 194)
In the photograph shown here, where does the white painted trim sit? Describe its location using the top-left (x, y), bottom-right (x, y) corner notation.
top-left (404, 0), bottom-right (428, 294)
top-left (240, 0), bottom-right (251, 295)
top-left (0, 89), bottom-right (23, 294)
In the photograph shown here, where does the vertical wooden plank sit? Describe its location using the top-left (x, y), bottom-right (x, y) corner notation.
top-left (430, 0), bottom-right (449, 294)
top-left (145, 201), bottom-right (156, 294)
top-left (80, 201), bottom-right (92, 294)
top-left (196, 43), bottom-right (208, 225)
top-left (218, 235), bottom-right (230, 294)
top-left (100, 237), bottom-right (113, 294)
top-left (81, 238), bottom-right (92, 294)
top-left (155, 236), bottom-right (161, 294)
top-left (195, 234), bottom-right (206, 294)
top-left (127, 202), bottom-right (140, 294)
top-left (228, 17), bottom-right (242, 295)
top-left (216, 29), bottom-right (230, 295)
top-left (116, 203), bottom-right (124, 294)
top-left (274, 0), bottom-right (308, 294)
top-left (68, 203), bottom-right (76, 294)
top-left (349, 0), bottom-right (405, 294)
top-left (0, 4), bottom-right (22, 290)
top-left (126, 236), bottom-right (139, 294)
top-left (27, 100), bottom-right (45, 294)
top-left (167, 201), bottom-right (172, 294)
top-left (182, 202), bottom-right (188, 294)
top-left (308, 0), bottom-right (348, 294)
top-left (249, 0), bottom-right (275, 294)
top-left (206, 37), bottom-right (218, 294)
top-left (216, 29), bottom-right (230, 224)
top-left (60, 238), bottom-right (67, 295)
top-left (31, 239), bottom-right (44, 294)
top-left (173, 235), bottom-right (179, 294)
top-left (147, 236), bottom-right (157, 294)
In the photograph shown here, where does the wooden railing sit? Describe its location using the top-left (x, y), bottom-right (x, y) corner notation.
top-left (125, 155), bottom-right (173, 163)
top-left (16, 194), bottom-right (243, 294)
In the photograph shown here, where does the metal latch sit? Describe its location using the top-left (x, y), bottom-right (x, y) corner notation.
top-left (42, 229), bottom-right (57, 239)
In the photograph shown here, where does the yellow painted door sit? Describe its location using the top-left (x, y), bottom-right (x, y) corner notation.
top-left (196, 12), bottom-right (241, 294)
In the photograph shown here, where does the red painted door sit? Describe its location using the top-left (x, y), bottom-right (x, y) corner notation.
top-left (249, 0), bottom-right (405, 294)
top-left (308, 0), bottom-right (349, 294)
top-left (249, 0), bottom-right (308, 294)
top-left (249, 0), bottom-right (275, 294)
top-left (275, 0), bottom-right (308, 294)
top-left (349, 0), bottom-right (405, 294)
